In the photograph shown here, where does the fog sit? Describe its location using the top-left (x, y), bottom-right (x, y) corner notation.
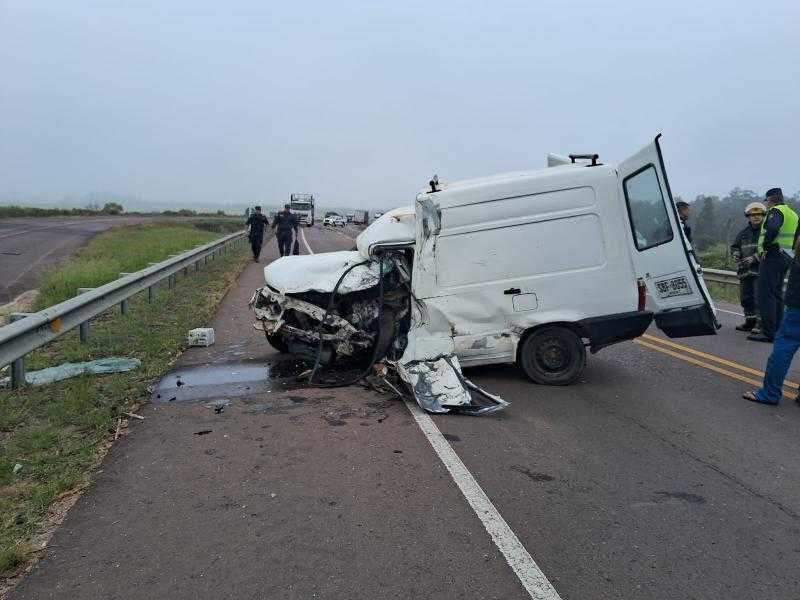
top-left (1, 0), bottom-right (799, 211)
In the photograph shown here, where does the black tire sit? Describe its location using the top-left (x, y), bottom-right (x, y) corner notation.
top-left (518, 326), bottom-right (586, 385)
top-left (266, 333), bottom-right (290, 353)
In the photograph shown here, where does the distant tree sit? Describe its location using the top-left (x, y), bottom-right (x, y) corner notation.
top-left (216, 210), bottom-right (226, 216)
top-left (693, 195), bottom-right (718, 250)
top-left (101, 202), bottom-right (124, 215)
top-left (85, 203), bottom-right (101, 212)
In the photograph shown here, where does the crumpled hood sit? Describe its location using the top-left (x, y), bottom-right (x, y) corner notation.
top-left (263, 251), bottom-right (382, 295)
top-left (356, 206), bottom-right (416, 258)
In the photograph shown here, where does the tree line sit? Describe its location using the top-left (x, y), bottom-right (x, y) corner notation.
top-left (681, 188), bottom-right (800, 251)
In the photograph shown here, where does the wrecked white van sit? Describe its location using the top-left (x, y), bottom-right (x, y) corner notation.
top-left (251, 135), bottom-right (718, 414)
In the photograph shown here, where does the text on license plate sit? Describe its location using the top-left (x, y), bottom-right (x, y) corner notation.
top-left (655, 276), bottom-right (692, 298)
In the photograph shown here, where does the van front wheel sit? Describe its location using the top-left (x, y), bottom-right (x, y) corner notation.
top-left (266, 333), bottom-right (289, 354)
top-left (519, 326), bottom-right (586, 385)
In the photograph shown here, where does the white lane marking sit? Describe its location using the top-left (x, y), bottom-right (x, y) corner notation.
top-left (299, 227), bottom-right (314, 254)
top-left (403, 398), bottom-right (562, 600)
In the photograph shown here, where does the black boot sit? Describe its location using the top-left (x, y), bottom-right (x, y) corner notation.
top-left (736, 317), bottom-right (758, 332)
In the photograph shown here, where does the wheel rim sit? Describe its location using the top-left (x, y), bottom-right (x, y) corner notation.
top-left (534, 337), bottom-right (571, 373)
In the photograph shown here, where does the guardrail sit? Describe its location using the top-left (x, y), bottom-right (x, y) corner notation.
top-left (700, 267), bottom-right (739, 286)
top-left (0, 230), bottom-right (247, 388)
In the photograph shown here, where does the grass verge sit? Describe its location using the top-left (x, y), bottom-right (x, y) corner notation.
top-left (0, 233), bottom-right (250, 578)
top-left (33, 225), bottom-right (221, 310)
top-left (706, 281), bottom-right (740, 305)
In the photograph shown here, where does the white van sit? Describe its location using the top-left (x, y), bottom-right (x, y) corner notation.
top-left (251, 136), bottom-right (718, 413)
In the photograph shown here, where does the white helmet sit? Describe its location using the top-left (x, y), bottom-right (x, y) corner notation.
top-left (744, 202), bottom-right (766, 216)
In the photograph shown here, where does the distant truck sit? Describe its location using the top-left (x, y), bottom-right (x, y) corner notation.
top-left (290, 194), bottom-right (315, 226)
top-left (346, 212), bottom-right (355, 222)
top-left (353, 210), bottom-right (369, 225)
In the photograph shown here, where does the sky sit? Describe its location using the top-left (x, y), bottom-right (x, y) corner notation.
top-left (1, 0), bottom-right (799, 211)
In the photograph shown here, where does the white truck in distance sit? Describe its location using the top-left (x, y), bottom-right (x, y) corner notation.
top-left (251, 136), bottom-right (718, 414)
top-left (290, 194), bottom-right (315, 226)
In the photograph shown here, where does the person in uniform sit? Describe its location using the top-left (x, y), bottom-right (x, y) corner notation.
top-left (730, 202), bottom-right (766, 331)
top-left (748, 188), bottom-right (799, 343)
top-left (272, 203), bottom-right (299, 257)
top-left (676, 201), bottom-right (692, 243)
top-left (743, 245), bottom-right (800, 405)
top-left (245, 206), bottom-right (269, 262)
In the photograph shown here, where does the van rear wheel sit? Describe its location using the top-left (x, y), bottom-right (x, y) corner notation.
top-left (519, 326), bottom-right (586, 385)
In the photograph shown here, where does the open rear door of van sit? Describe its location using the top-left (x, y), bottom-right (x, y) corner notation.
top-left (618, 134), bottom-right (719, 338)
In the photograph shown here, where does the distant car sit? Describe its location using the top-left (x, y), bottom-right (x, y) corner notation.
top-left (346, 213), bottom-right (355, 222)
top-left (373, 211), bottom-right (383, 220)
top-left (324, 215), bottom-right (346, 227)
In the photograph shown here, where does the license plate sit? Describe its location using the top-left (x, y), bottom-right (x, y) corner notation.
top-left (655, 276), bottom-right (692, 298)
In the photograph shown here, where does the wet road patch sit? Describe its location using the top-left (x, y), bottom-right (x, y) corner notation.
top-left (153, 358), bottom-right (312, 403)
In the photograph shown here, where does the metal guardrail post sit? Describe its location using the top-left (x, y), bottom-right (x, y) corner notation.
top-left (77, 288), bottom-right (95, 342)
top-left (8, 313), bottom-right (30, 389)
top-left (118, 274), bottom-right (133, 314)
top-left (148, 285), bottom-right (155, 302)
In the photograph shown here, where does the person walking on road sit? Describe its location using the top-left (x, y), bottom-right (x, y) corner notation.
top-left (272, 203), bottom-right (299, 258)
top-left (743, 246), bottom-right (800, 405)
top-left (676, 201), bottom-right (692, 244)
top-left (748, 188), bottom-right (799, 343)
top-left (246, 205), bottom-right (269, 262)
top-left (731, 202), bottom-right (766, 331)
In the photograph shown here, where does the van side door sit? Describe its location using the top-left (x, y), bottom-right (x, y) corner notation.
top-left (619, 135), bottom-right (718, 337)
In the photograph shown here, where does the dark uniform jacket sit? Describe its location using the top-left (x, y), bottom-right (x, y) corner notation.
top-left (785, 259), bottom-right (800, 309)
top-left (761, 206), bottom-right (784, 255)
top-left (246, 213), bottom-right (269, 243)
top-left (272, 212), bottom-right (299, 238)
top-left (730, 224), bottom-right (760, 278)
top-left (681, 220), bottom-right (692, 244)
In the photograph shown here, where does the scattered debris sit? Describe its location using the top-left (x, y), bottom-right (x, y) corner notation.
top-left (209, 399), bottom-right (230, 414)
top-left (187, 327), bottom-right (215, 347)
top-left (12, 463), bottom-right (23, 475)
top-left (124, 412), bottom-right (145, 420)
top-left (114, 419), bottom-right (123, 440)
top-left (194, 430), bottom-right (212, 435)
top-left (0, 357), bottom-right (141, 388)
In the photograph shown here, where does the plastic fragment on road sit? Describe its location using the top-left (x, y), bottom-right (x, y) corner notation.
top-left (188, 327), bottom-right (215, 347)
top-left (0, 357), bottom-right (142, 388)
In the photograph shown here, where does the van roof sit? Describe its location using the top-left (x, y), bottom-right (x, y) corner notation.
top-left (418, 162), bottom-right (617, 209)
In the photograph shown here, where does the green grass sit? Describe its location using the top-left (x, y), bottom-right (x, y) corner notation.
top-left (0, 231), bottom-right (250, 575)
top-left (706, 281), bottom-right (740, 304)
top-left (34, 225), bottom-right (219, 310)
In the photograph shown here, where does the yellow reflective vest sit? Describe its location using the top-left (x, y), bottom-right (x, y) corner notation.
top-left (758, 204), bottom-right (799, 254)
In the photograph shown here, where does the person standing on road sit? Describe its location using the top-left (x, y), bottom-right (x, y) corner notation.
top-left (743, 244), bottom-right (800, 405)
top-left (676, 201), bottom-right (692, 244)
top-left (731, 202), bottom-right (766, 331)
top-left (246, 206), bottom-right (269, 262)
top-left (272, 203), bottom-right (299, 258)
top-left (748, 188), bottom-right (799, 343)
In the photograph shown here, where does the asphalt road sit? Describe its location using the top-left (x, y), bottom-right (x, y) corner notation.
top-left (0, 216), bottom-right (160, 304)
top-left (11, 224), bottom-right (800, 599)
